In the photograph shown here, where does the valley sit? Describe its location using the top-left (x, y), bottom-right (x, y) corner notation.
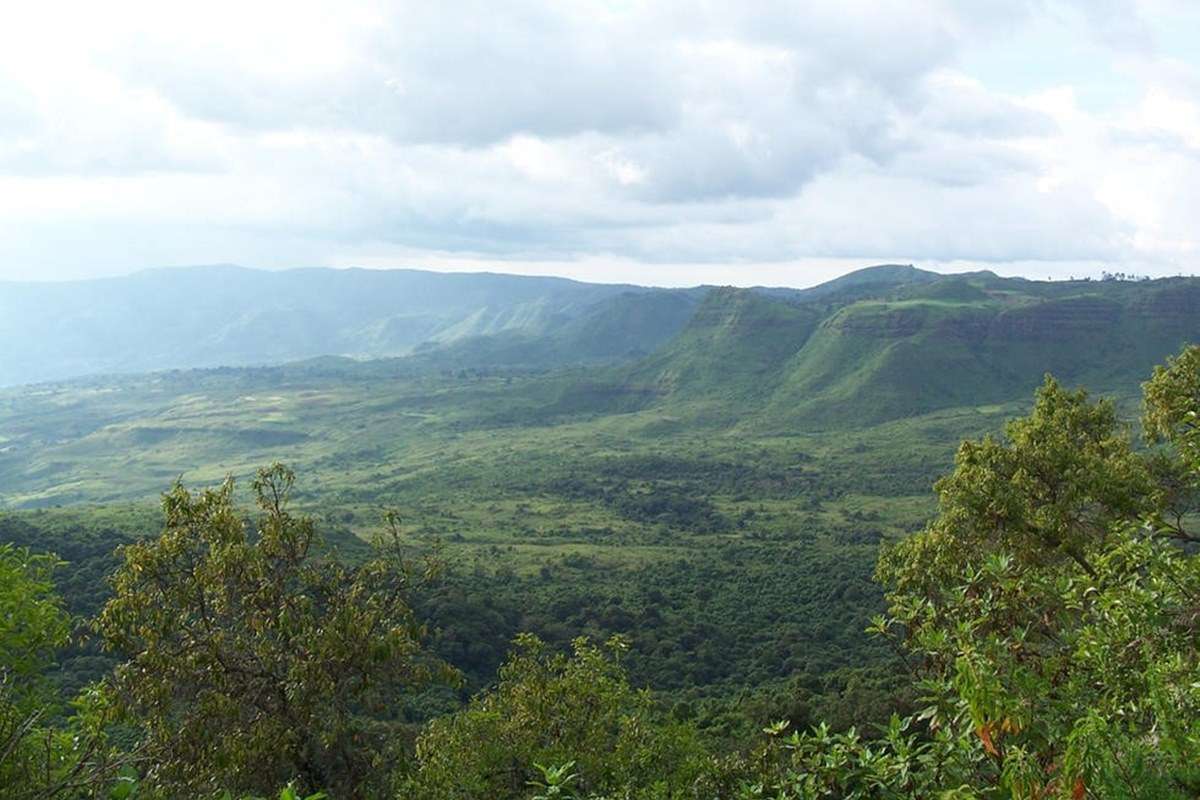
top-left (0, 264), bottom-right (1179, 739)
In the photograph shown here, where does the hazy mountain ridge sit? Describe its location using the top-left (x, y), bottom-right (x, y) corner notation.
top-left (5, 264), bottom-right (1200, 433)
top-left (0, 262), bottom-right (957, 388)
top-left (0, 265), bottom-right (674, 386)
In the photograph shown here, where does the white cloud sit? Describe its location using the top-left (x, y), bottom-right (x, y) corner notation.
top-left (0, 0), bottom-right (1197, 282)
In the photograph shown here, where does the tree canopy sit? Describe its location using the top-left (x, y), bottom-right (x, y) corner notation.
top-left (96, 464), bottom-right (455, 799)
top-left (871, 368), bottom-right (1200, 797)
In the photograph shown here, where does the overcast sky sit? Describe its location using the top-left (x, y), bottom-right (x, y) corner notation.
top-left (1, 0), bottom-right (1199, 287)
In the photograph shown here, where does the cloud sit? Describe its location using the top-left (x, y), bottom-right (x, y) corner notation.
top-left (0, 0), bottom-right (1197, 282)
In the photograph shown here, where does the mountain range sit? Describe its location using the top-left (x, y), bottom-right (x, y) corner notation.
top-left (4, 263), bottom-right (1200, 431)
top-left (0, 265), bottom-right (699, 386)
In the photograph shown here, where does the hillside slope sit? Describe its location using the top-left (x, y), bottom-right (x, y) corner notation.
top-left (7, 265), bottom-right (1198, 431)
top-left (0, 266), bottom-right (686, 386)
top-left (406, 288), bottom-right (705, 371)
top-left (582, 273), bottom-right (1200, 430)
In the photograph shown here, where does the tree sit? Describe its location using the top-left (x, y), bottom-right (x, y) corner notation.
top-left (96, 464), bottom-right (455, 799)
top-left (1, 543), bottom-right (71, 794)
top-left (872, 365), bottom-right (1200, 798)
top-left (0, 544), bottom-right (70, 707)
top-left (883, 376), bottom-right (1153, 592)
top-left (401, 633), bottom-right (715, 799)
top-left (0, 544), bottom-right (128, 799)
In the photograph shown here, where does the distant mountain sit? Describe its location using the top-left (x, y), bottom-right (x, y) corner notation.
top-left (0, 263), bottom-right (945, 387)
top-left (0, 265), bottom-right (701, 386)
top-left (8, 265), bottom-right (1198, 425)
top-left (559, 272), bottom-right (1200, 429)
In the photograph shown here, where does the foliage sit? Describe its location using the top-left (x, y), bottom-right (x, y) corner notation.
top-left (881, 376), bottom-right (1153, 589)
top-left (401, 634), bottom-right (716, 799)
top-left (95, 464), bottom-right (456, 799)
top-left (0, 543), bottom-right (70, 706)
top-left (728, 715), bottom-right (983, 799)
top-left (528, 761), bottom-right (581, 800)
top-left (872, 363), bottom-right (1200, 797)
top-left (0, 544), bottom-right (133, 799)
top-left (223, 781), bottom-right (327, 800)
top-left (0, 511), bottom-right (149, 704)
top-left (1143, 344), bottom-right (1200, 459)
top-left (0, 680), bottom-right (136, 800)
top-left (412, 540), bottom-right (905, 723)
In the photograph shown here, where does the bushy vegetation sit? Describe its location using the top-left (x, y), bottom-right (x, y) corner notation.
top-left (400, 634), bottom-right (714, 799)
top-left (4, 345), bottom-right (1200, 797)
top-left (0, 544), bottom-right (131, 799)
top-left (96, 466), bottom-right (456, 799)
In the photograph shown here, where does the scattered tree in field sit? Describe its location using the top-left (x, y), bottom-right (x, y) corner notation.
top-left (96, 463), bottom-right (456, 799)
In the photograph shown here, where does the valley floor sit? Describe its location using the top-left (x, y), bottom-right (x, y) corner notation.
top-left (0, 365), bottom-right (1096, 729)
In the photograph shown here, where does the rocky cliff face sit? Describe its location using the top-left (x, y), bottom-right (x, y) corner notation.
top-left (990, 297), bottom-right (1122, 342)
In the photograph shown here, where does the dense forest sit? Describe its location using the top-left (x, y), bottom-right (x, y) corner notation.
top-left (4, 345), bottom-right (1200, 798)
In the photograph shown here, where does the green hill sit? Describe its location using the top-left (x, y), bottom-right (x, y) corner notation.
top-left (576, 273), bottom-right (1200, 430)
top-left (757, 263), bottom-right (941, 303)
top-left (623, 288), bottom-right (821, 401)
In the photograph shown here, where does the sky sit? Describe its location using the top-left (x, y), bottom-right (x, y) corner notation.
top-left (1, 0), bottom-right (1199, 288)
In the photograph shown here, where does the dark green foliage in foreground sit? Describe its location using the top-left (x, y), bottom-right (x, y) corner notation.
top-left (864, 366), bottom-right (1200, 796)
top-left (0, 545), bottom-right (130, 799)
top-left (0, 544), bottom-right (70, 703)
top-left (94, 464), bottom-right (457, 800)
top-left (0, 511), bottom-right (149, 703)
top-left (0, 544), bottom-right (72, 794)
top-left (401, 634), bottom-right (715, 799)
